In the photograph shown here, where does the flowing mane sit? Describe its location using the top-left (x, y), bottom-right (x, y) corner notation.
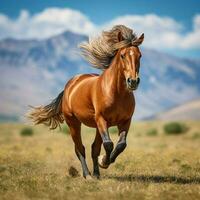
top-left (79, 25), bottom-right (143, 69)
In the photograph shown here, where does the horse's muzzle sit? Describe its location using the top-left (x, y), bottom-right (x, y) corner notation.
top-left (126, 77), bottom-right (140, 90)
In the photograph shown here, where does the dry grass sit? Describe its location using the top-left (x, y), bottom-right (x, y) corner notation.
top-left (0, 121), bottom-right (200, 200)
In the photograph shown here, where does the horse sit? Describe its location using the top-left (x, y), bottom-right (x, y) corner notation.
top-left (28, 25), bottom-right (144, 179)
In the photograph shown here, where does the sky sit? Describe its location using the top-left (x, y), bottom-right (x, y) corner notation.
top-left (0, 0), bottom-right (200, 58)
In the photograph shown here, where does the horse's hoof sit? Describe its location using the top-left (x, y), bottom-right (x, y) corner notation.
top-left (98, 155), bottom-right (109, 169)
top-left (85, 175), bottom-right (93, 180)
top-left (93, 172), bottom-right (100, 179)
top-left (93, 175), bottom-right (100, 179)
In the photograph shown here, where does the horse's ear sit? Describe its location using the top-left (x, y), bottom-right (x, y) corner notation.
top-left (132, 33), bottom-right (144, 46)
top-left (117, 31), bottom-right (123, 42)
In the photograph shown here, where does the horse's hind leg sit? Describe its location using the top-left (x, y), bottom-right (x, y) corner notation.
top-left (66, 117), bottom-right (91, 179)
top-left (91, 129), bottom-right (102, 178)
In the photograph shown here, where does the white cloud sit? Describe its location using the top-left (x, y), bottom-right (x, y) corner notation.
top-left (180, 15), bottom-right (200, 49)
top-left (0, 8), bottom-right (96, 39)
top-left (0, 8), bottom-right (199, 49)
top-left (105, 14), bottom-right (200, 50)
top-left (103, 14), bottom-right (182, 49)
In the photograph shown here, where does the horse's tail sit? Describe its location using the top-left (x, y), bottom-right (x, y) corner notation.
top-left (27, 91), bottom-right (64, 129)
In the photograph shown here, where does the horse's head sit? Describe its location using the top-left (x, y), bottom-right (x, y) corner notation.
top-left (118, 33), bottom-right (144, 91)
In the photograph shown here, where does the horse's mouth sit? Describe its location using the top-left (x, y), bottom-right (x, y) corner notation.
top-left (126, 82), bottom-right (139, 91)
top-left (127, 85), bottom-right (138, 91)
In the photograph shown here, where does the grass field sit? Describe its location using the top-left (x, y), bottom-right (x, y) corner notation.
top-left (0, 121), bottom-right (200, 200)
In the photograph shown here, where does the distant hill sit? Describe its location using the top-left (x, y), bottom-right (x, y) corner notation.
top-left (0, 30), bottom-right (200, 121)
top-left (151, 99), bottom-right (200, 120)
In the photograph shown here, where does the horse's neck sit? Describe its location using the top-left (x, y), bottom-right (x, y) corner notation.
top-left (101, 57), bottom-right (127, 96)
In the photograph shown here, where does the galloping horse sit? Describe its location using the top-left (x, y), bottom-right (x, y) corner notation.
top-left (28, 25), bottom-right (144, 179)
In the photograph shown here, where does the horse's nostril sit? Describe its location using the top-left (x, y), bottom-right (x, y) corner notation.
top-left (127, 78), bottom-right (132, 83)
top-left (136, 77), bottom-right (140, 85)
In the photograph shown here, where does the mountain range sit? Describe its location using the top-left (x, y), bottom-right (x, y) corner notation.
top-left (0, 31), bottom-right (200, 121)
top-left (153, 99), bottom-right (200, 120)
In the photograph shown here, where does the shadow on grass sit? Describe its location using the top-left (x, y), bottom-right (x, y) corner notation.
top-left (107, 174), bottom-right (200, 185)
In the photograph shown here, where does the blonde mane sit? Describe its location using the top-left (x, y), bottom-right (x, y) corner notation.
top-left (79, 25), bottom-right (142, 69)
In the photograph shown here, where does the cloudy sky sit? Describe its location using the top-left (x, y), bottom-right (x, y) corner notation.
top-left (0, 0), bottom-right (200, 58)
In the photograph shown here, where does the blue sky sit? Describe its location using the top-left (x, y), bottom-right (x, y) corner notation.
top-left (0, 0), bottom-right (200, 58)
top-left (1, 0), bottom-right (200, 26)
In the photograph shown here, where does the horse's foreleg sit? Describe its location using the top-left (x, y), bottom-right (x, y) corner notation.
top-left (110, 131), bottom-right (127, 163)
top-left (91, 129), bottom-right (102, 178)
top-left (96, 115), bottom-right (113, 169)
top-left (110, 119), bottom-right (131, 163)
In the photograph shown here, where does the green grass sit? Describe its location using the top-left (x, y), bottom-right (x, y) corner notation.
top-left (163, 122), bottom-right (188, 135)
top-left (20, 127), bottom-right (34, 136)
top-left (0, 121), bottom-right (200, 200)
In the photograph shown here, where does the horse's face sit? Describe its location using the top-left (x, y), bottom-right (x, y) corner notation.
top-left (119, 46), bottom-right (142, 91)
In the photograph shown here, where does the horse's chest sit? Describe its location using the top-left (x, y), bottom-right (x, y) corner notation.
top-left (102, 97), bottom-right (135, 125)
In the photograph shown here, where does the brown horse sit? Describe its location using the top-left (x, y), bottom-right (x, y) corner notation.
top-left (28, 25), bottom-right (144, 179)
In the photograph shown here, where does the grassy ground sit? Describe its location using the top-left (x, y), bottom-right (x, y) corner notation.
top-left (0, 121), bottom-right (200, 200)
